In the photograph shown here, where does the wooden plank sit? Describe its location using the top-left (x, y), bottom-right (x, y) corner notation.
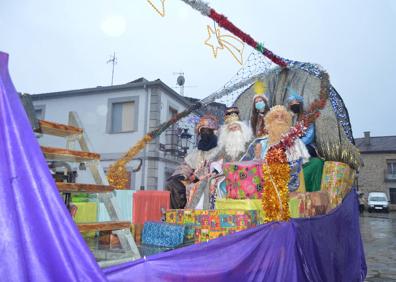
top-left (77, 221), bottom-right (131, 233)
top-left (57, 183), bottom-right (115, 193)
top-left (41, 146), bottom-right (101, 162)
top-left (37, 120), bottom-right (83, 137)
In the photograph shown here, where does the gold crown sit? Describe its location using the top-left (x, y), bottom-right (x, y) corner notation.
top-left (253, 80), bottom-right (267, 95)
top-left (224, 113), bottom-right (240, 124)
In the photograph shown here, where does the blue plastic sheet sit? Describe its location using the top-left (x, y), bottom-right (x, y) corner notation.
top-left (0, 52), bottom-right (106, 281)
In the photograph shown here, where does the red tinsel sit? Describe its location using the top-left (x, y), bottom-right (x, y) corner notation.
top-left (209, 9), bottom-right (287, 68)
top-left (270, 121), bottom-right (307, 152)
top-left (263, 49), bottom-right (288, 68)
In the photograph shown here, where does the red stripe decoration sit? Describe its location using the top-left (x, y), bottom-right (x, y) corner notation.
top-left (209, 8), bottom-right (287, 68)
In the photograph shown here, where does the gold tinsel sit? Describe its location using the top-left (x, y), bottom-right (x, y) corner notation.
top-left (107, 134), bottom-right (153, 189)
top-left (262, 146), bottom-right (291, 223)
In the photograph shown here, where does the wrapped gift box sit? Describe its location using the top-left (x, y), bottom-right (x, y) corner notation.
top-left (72, 202), bottom-right (97, 238)
top-left (166, 209), bottom-right (257, 243)
top-left (215, 198), bottom-right (265, 224)
top-left (166, 209), bottom-right (195, 225)
top-left (194, 210), bottom-right (212, 228)
top-left (194, 227), bottom-right (237, 243)
top-left (320, 161), bottom-right (355, 208)
top-left (305, 191), bottom-right (330, 217)
top-left (153, 211), bottom-right (195, 242)
top-left (184, 224), bottom-right (196, 242)
top-left (223, 161), bottom-right (264, 199)
top-left (289, 191), bottom-right (330, 217)
top-left (288, 193), bottom-right (305, 218)
top-left (142, 221), bottom-right (185, 248)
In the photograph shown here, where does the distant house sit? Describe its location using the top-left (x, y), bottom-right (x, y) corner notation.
top-left (31, 78), bottom-right (199, 191)
top-left (355, 131), bottom-right (396, 209)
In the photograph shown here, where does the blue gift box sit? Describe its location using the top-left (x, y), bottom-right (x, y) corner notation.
top-left (138, 244), bottom-right (173, 257)
top-left (142, 221), bottom-right (185, 247)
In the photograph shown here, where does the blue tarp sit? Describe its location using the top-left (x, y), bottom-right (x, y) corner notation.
top-left (1, 51), bottom-right (366, 281)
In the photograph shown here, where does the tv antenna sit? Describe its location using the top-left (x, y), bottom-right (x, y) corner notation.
top-left (173, 72), bottom-right (185, 96)
top-left (107, 52), bottom-right (118, 86)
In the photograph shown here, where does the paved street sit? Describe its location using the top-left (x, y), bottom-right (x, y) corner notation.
top-left (360, 211), bottom-right (396, 281)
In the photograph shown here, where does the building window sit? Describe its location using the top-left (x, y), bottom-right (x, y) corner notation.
top-left (168, 107), bottom-right (178, 148)
top-left (107, 96), bottom-right (139, 133)
top-left (387, 160), bottom-right (396, 176)
top-left (390, 188), bottom-right (396, 204)
top-left (34, 105), bottom-right (45, 120)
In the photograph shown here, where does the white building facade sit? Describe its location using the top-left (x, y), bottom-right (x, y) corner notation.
top-left (32, 78), bottom-right (194, 191)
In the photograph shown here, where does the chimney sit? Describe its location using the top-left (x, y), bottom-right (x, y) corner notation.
top-left (364, 131), bottom-right (371, 145)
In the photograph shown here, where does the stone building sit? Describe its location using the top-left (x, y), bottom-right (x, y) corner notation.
top-left (355, 131), bottom-right (396, 210)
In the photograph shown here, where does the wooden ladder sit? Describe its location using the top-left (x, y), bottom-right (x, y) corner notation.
top-left (35, 112), bottom-right (140, 265)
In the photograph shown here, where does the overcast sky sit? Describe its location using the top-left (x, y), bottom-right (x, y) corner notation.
top-left (1, 0), bottom-right (395, 138)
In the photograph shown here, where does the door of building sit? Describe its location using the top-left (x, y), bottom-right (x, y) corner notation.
top-left (389, 188), bottom-right (396, 204)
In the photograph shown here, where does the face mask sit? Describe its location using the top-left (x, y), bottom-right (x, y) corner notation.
top-left (290, 104), bottom-right (301, 114)
top-left (198, 133), bottom-right (218, 151)
top-left (200, 132), bottom-right (213, 141)
top-left (255, 101), bottom-right (266, 111)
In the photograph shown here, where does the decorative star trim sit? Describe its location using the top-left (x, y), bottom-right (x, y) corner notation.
top-left (204, 25), bottom-right (245, 65)
top-left (147, 0), bottom-right (166, 17)
top-left (204, 25), bottom-right (224, 58)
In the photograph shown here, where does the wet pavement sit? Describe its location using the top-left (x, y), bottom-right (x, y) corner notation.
top-left (360, 211), bottom-right (396, 281)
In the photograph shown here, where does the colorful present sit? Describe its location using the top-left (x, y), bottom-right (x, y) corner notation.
top-left (305, 191), bottom-right (330, 216)
top-left (194, 227), bottom-right (237, 243)
top-left (288, 192), bottom-right (305, 218)
top-left (320, 161), bottom-right (355, 208)
top-left (195, 210), bottom-right (212, 228)
top-left (73, 202), bottom-right (97, 238)
top-left (142, 221), bottom-right (185, 248)
top-left (73, 202), bottom-right (97, 223)
top-left (289, 191), bottom-right (330, 217)
top-left (223, 161), bottom-right (264, 199)
top-left (215, 198), bottom-right (265, 224)
top-left (166, 209), bottom-right (195, 225)
top-left (166, 209), bottom-right (257, 243)
top-left (184, 224), bottom-right (196, 242)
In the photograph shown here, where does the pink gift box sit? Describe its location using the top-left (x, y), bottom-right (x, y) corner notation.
top-left (223, 161), bottom-right (264, 199)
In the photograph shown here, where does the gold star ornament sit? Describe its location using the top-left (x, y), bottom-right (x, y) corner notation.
top-left (204, 25), bottom-right (245, 65)
top-left (147, 0), bottom-right (166, 17)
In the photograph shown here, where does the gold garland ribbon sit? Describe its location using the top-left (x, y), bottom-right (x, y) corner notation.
top-left (107, 134), bottom-right (153, 189)
top-left (261, 147), bottom-right (291, 223)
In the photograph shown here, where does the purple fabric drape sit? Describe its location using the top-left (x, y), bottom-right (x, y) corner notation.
top-left (105, 191), bottom-right (366, 282)
top-left (0, 52), bottom-right (106, 281)
top-left (294, 191), bottom-right (367, 281)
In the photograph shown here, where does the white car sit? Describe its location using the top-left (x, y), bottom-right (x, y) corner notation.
top-left (367, 192), bottom-right (390, 213)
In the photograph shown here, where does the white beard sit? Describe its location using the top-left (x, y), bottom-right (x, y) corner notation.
top-left (218, 121), bottom-right (252, 160)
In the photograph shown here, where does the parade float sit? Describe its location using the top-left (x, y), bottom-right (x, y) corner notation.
top-left (0, 1), bottom-right (366, 281)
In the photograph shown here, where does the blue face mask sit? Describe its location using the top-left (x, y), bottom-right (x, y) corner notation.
top-left (255, 101), bottom-right (266, 111)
